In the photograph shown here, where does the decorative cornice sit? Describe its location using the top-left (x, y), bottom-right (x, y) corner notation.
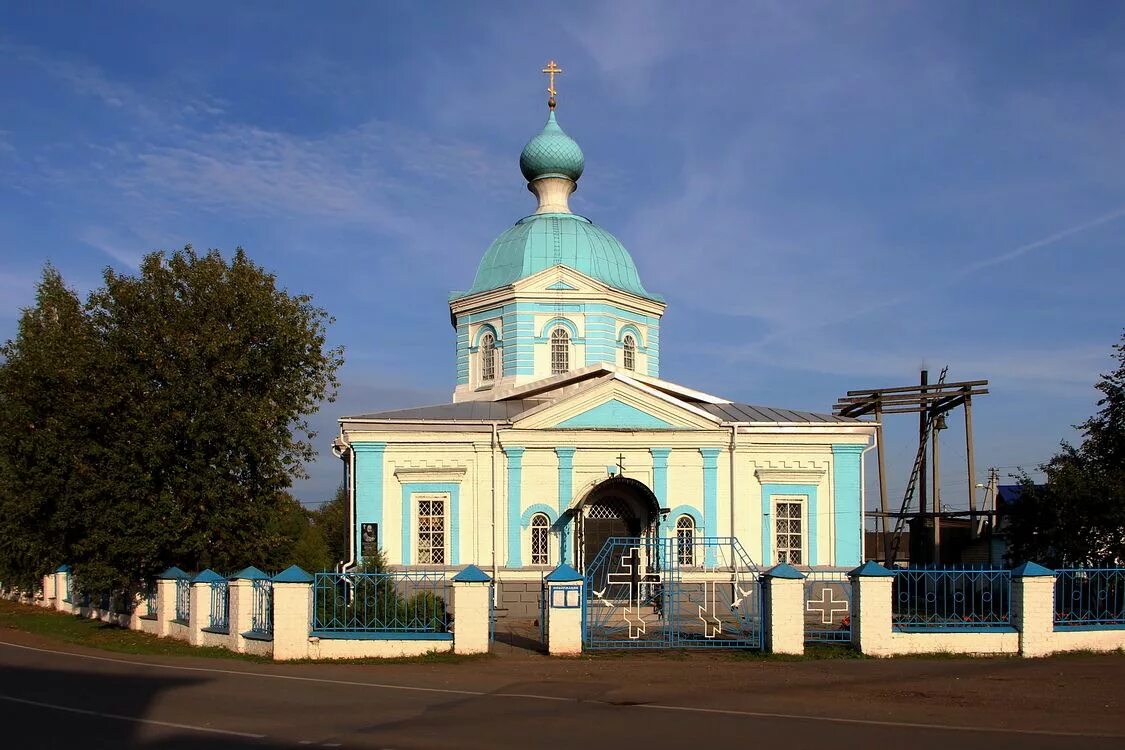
top-left (755, 467), bottom-right (827, 484)
top-left (393, 466), bottom-right (467, 484)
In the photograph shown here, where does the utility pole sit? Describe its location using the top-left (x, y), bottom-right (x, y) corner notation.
top-left (918, 369), bottom-right (929, 562)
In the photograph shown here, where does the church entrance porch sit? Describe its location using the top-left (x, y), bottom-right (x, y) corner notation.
top-left (573, 476), bottom-right (661, 574)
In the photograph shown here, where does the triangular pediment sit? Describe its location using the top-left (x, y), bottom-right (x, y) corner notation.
top-left (546, 279), bottom-right (578, 291)
top-left (514, 378), bottom-right (720, 431)
top-left (512, 265), bottom-right (610, 296)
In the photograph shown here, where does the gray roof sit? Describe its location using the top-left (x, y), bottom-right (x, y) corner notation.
top-left (345, 399), bottom-right (856, 424)
top-left (343, 400), bottom-right (543, 422)
top-left (695, 402), bottom-right (859, 423)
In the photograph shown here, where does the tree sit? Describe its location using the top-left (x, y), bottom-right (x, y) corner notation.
top-left (313, 484), bottom-right (349, 568)
top-left (0, 247), bottom-right (343, 596)
top-left (1008, 330), bottom-right (1125, 566)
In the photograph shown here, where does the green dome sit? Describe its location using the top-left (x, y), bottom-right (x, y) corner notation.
top-left (519, 110), bottom-right (585, 182)
top-left (463, 213), bottom-right (658, 300)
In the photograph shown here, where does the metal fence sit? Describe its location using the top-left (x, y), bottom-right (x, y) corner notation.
top-left (175, 578), bottom-right (191, 622)
top-left (209, 580), bottom-right (230, 631)
top-left (312, 571), bottom-right (451, 634)
top-left (1054, 569), bottom-right (1125, 628)
top-left (804, 570), bottom-right (852, 643)
top-left (251, 579), bottom-right (273, 636)
top-left (892, 566), bottom-right (1011, 630)
top-left (64, 573), bottom-right (73, 604)
top-left (145, 587), bottom-right (157, 617)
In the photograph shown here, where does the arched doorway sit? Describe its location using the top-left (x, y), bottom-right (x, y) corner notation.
top-left (575, 476), bottom-right (661, 572)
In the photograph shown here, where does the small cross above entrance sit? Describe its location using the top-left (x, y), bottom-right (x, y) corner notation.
top-left (615, 453), bottom-right (627, 475)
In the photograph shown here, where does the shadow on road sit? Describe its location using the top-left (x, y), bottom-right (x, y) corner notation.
top-left (0, 664), bottom-right (286, 748)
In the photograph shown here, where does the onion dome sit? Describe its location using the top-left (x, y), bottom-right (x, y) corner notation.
top-left (519, 110), bottom-right (585, 183)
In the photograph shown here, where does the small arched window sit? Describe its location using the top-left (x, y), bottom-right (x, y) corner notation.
top-left (676, 515), bottom-right (695, 566)
top-left (530, 513), bottom-right (550, 565)
top-left (623, 334), bottom-right (636, 371)
top-left (550, 328), bottom-right (570, 375)
top-left (479, 332), bottom-right (496, 382)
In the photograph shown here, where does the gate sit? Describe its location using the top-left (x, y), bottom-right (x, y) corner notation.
top-left (803, 570), bottom-right (852, 644)
top-left (583, 536), bottom-right (762, 650)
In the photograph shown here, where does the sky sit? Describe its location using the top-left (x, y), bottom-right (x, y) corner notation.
top-left (2, 2), bottom-right (1123, 512)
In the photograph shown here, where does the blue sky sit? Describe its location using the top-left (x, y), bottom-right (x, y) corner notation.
top-left (2, 2), bottom-right (1123, 510)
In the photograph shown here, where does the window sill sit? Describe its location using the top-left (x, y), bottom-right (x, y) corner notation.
top-left (242, 630), bottom-right (274, 642)
top-left (201, 626), bottom-right (229, 635)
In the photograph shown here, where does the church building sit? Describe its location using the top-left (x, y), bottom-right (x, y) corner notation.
top-left (336, 68), bottom-right (874, 608)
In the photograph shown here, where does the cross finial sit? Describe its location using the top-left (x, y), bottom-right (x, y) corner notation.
top-left (542, 59), bottom-right (563, 109)
top-left (616, 453), bottom-right (626, 475)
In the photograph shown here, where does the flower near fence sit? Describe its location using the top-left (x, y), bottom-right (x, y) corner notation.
top-left (1054, 569), bottom-right (1125, 628)
top-left (892, 565), bottom-right (1012, 630)
top-left (312, 571), bottom-right (450, 634)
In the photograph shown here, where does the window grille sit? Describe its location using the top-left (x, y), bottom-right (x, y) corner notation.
top-left (675, 515), bottom-right (695, 566)
top-left (480, 332), bottom-right (496, 382)
top-left (775, 500), bottom-right (803, 565)
top-left (531, 513), bottom-right (550, 565)
top-left (417, 497), bottom-right (446, 565)
top-left (550, 328), bottom-right (570, 375)
top-left (623, 334), bottom-right (636, 371)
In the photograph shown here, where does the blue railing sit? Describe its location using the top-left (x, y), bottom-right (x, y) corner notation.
top-left (64, 574), bottom-right (73, 604)
top-left (892, 566), bottom-right (1011, 630)
top-left (312, 571), bottom-right (451, 635)
top-left (175, 578), bottom-right (191, 622)
top-left (145, 586), bottom-right (157, 617)
top-left (209, 580), bottom-right (230, 632)
top-left (804, 570), bottom-right (852, 643)
top-left (1054, 569), bottom-right (1125, 629)
top-left (250, 579), bottom-right (273, 636)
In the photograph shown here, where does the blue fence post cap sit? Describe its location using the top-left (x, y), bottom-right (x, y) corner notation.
top-left (452, 564), bottom-right (492, 583)
top-left (545, 563), bottom-right (583, 582)
top-left (848, 560), bottom-right (895, 578)
top-left (1011, 561), bottom-right (1055, 577)
top-left (762, 563), bottom-right (805, 580)
top-left (191, 568), bottom-right (225, 583)
top-left (229, 566), bottom-right (270, 581)
top-left (272, 565), bottom-right (313, 583)
top-left (157, 566), bottom-right (190, 580)
top-left (55, 564), bottom-right (71, 573)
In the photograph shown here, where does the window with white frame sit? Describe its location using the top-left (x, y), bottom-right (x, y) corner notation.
top-left (550, 327), bottom-right (570, 375)
top-left (479, 332), bottom-right (496, 382)
top-left (530, 513), bottom-right (550, 566)
top-left (623, 334), bottom-right (636, 371)
top-left (675, 515), bottom-right (695, 566)
top-left (774, 499), bottom-right (803, 565)
top-left (417, 495), bottom-right (447, 565)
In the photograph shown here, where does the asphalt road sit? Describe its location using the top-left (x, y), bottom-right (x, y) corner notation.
top-left (1, 632), bottom-right (1123, 749)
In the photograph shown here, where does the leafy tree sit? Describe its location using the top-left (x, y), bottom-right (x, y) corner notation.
top-left (313, 484), bottom-right (349, 568)
top-left (0, 247), bottom-right (343, 597)
top-left (1009, 330), bottom-right (1125, 566)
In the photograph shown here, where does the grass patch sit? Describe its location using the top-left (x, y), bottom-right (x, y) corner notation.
top-left (0, 598), bottom-right (269, 661)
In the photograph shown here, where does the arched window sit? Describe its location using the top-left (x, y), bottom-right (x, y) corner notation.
top-left (479, 332), bottom-right (496, 382)
top-left (530, 513), bottom-right (550, 565)
top-left (550, 327), bottom-right (570, 375)
top-left (623, 334), bottom-right (636, 371)
top-left (676, 515), bottom-right (695, 566)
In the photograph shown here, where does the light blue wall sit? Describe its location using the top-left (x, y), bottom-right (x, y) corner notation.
top-left (700, 448), bottom-right (721, 566)
top-left (555, 447), bottom-right (575, 560)
top-left (650, 447), bottom-right (670, 539)
top-left (353, 442), bottom-right (385, 563)
top-left (760, 483), bottom-right (819, 567)
top-left (832, 444), bottom-right (865, 567)
top-left (555, 399), bottom-right (677, 429)
top-left (504, 446), bottom-right (525, 567)
top-left (399, 482), bottom-right (460, 566)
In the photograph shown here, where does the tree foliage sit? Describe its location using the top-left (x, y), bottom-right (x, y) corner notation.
top-left (1008, 330), bottom-right (1125, 566)
top-left (0, 247), bottom-right (343, 596)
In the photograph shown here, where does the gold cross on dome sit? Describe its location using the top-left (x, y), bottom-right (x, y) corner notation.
top-left (542, 59), bottom-right (563, 103)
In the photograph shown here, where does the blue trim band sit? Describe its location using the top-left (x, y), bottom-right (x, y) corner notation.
top-left (700, 448), bottom-right (721, 565)
top-left (311, 631), bottom-right (453, 641)
top-left (353, 442), bottom-right (386, 564)
top-left (505, 447), bottom-right (525, 567)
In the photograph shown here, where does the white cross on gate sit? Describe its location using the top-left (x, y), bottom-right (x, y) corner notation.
top-left (806, 587), bottom-right (849, 625)
top-left (607, 548), bottom-right (647, 639)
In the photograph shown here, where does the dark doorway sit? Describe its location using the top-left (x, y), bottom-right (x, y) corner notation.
top-left (578, 476), bottom-right (660, 574)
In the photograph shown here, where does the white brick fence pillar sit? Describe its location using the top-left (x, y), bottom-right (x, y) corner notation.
top-left (53, 565), bottom-right (71, 613)
top-left (544, 564), bottom-right (583, 656)
top-left (271, 565), bottom-right (313, 661)
top-left (761, 563), bottom-right (805, 655)
top-left (228, 566), bottom-right (270, 653)
top-left (849, 560), bottom-right (896, 657)
top-left (451, 565), bottom-right (492, 655)
top-left (189, 569), bottom-right (223, 646)
top-left (155, 567), bottom-right (189, 637)
top-left (1011, 561), bottom-right (1056, 657)
top-left (41, 574), bottom-right (55, 608)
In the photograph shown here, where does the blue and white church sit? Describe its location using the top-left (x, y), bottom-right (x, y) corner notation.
top-left (336, 80), bottom-right (874, 612)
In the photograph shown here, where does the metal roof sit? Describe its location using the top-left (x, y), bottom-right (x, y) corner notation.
top-left (695, 402), bottom-right (861, 424)
top-left (343, 400), bottom-right (543, 422)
